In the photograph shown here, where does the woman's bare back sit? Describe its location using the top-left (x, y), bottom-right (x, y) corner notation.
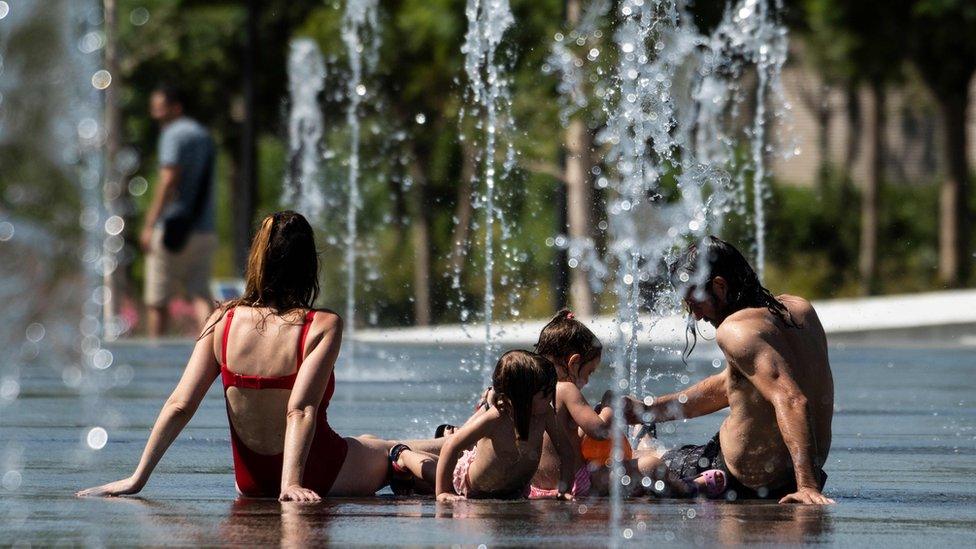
top-left (214, 307), bottom-right (332, 455)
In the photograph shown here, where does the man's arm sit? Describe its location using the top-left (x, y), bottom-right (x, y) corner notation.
top-left (614, 372), bottom-right (729, 424)
top-left (140, 166), bottom-right (181, 251)
top-left (717, 323), bottom-right (834, 505)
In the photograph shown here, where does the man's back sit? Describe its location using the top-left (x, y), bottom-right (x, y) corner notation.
top-left (158, 117), bottom-right (215, 232)
top-left (717, 295), bottom-right (834, 490)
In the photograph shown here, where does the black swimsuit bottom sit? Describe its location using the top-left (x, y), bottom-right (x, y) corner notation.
top-left (661, 433), bottom-right (827, 500)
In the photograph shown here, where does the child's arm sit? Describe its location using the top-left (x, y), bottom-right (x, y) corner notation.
top-left (435, 406), bottom-right (499, 502)
top-left (544, 408), bottom-right (578, 500)
top-left (559, 383), bottom-right (613, 440)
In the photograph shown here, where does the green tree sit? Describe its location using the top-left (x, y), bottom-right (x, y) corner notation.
top-left (906, 0), bottom-right (976, 286)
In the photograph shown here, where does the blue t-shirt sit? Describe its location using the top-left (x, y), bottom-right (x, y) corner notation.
top-left (158, 117), bottom-right (216, 232)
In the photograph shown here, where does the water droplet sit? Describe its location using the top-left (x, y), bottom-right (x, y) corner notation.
top-left (0, 378), bottom-right (19, 401)
top-left (130, 7), bottom-right (150, 26)
top-left (712, 358), bottom-right (722, 368)
top-left (2, 470), bottom-right (22, 491)
top-left (86, 427), bottom-right (108, 450)
top-left (92, 349), bottom-right (113, 370)
top-left (0, 221), bottom-right (14, 241)
top-left (355, 84), bottom-right (367, 96)
top-left (415, 113), bottom-right (426, 125)
top-left (0, 2), bottom-right (9, 21)
top-left (92, 69), bottom-right (113, 90)
top-left (25, 323), bottom-right (45, 343)
top-left (623, 528), bottom-right (634, 539)
top-left (128, 176), bottom-right (148, 196)
top-left (77, 118), bottom-right (99, 140)
top-left (104, 215), bottom-right (125, 236)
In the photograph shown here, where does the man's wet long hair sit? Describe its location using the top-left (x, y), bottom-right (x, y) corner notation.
top-left (671, 236), bottom-right (798, 360)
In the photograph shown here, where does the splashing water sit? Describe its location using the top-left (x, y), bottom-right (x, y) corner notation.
top-left (341, 0), bottom-right (379, 359)
top-left (567, 0), bottom-right (788, 540)
top-left (283, 38), bottom-right (327, 223)
top-left (0, 0), bottom-right (114, 477)
top-left (694, 0), bottom-right (790, 279)
top-left (462, 0), bottom-right (516, 375)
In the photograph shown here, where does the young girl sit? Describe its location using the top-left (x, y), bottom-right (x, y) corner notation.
top-left (529, 309), bottom-right (726, 499)
top-left (391, 350), bottom-right (578, 501)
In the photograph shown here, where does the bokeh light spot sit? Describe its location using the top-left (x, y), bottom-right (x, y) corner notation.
top-left (87, 427), bottom-right (108, 450)
top-left (2, 470), bottom-right (22, 491)
top-left (92, 69), bottom-right (112, 90)
top-left (130, 7), bottom-right (150, 26)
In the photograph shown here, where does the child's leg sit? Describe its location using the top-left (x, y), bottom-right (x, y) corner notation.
top-left (630, 454), bottom-right (698, 497)
top-left (398, 437), bottom-right (446, 455)
top-left (395, 449), bottom-right (438, 487)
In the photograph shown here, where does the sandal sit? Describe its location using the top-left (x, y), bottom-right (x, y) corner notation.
top-left (388, 443), bottom-right (415, 496)
top-left (684, 469), bottom-right (727, 498)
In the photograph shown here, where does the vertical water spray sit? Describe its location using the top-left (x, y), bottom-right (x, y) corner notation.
top-left (747, 0), bottom-right (788, 281)
top-left (695, 0), bottom-right (790, 279)
top-left (341, 0), bottom-right (378, 356)
top-left (0, 0), bottom-right (112, 471)
top-left (597, 0), bottom-right (742, 541)
top-left (283, 38), bottom-right (327, 222)
top-left (462, 0), bottom-right (515, 374)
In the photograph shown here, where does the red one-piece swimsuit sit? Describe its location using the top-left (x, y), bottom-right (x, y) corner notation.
top-left (219, 308), bottom-right (348, 497)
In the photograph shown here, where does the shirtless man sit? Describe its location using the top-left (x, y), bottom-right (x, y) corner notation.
top-left (647, 236), bottom-right (835, 504)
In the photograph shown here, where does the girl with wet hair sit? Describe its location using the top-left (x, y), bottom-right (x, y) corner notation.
top-left (390, 350), bottom-right (578, 501)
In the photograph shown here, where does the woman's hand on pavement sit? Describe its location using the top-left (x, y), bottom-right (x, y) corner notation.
top-left (279, 484), bottom-right (321, 503)
top-left (76, 476), bottom-right (143, 498)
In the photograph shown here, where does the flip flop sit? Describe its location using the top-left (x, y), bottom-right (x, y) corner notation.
top-left (435, 424), bottom-right (456, 439)
top-left (684, 469), bottom-right (726, 498)
top-left (388, 443), bottom-right (415, 496)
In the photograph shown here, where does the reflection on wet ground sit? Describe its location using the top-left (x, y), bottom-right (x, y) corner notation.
top-left (2, 343), bottom-right (975, 545)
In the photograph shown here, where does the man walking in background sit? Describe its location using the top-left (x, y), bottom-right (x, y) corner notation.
top-left (140, 84), bottom-right (217, 338)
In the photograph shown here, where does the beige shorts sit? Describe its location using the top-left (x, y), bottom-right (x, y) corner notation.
top-left (144, 230), bottom-right (217, 307)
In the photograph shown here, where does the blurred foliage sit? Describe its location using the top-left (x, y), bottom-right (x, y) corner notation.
top-left (100, 0), bottom-right (975, 329)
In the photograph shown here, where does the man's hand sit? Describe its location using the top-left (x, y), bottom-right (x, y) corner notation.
top-left (436, 492), bottom-right (463, 503)
top-left (779, 487), bottom-right (835, 505)
top-left (140, 227), bottom-right (154, 253)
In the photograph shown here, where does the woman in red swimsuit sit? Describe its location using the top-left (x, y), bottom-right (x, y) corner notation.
top-left (79, 211), bottom-right (443, 501)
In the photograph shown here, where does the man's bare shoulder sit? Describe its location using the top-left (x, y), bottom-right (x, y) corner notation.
top-left (777, 293), bottom-right (814, 313)
top-left (715, 315), bottom-right (766, 359)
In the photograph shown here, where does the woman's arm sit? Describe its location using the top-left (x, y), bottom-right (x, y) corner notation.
top-left (77, 313), bottom-right (222, 497)
top-left (435, 409), bottom-right (497, 502)
top-left (279, 313), bottom-right (343, 502)
top-left (544, 408), bottom-right (577, 500)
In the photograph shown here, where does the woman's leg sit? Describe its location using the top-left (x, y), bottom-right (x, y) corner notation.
top-left (325, 436), bottom-right (446, 496)
top-left (326, 436), bottom-right (394, 496)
